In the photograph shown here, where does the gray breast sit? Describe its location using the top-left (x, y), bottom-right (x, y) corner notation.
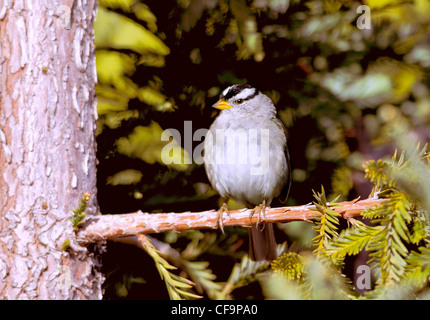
top-left (204, 116), bottom-right (288, 207)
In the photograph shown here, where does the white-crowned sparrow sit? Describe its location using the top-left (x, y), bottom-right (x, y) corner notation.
top-left (204, 84), bottom-right (291, 261)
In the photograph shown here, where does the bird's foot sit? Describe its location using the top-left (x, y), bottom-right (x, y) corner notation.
top-left (216, 200), bottom-right (230, 234)
top-left (249, 199), bottom-right (267, 231)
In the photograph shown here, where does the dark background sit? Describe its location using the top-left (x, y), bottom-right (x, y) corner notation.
top-left (93, 0), bottom-right (430, 299)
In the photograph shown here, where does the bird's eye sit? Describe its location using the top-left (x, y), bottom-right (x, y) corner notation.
top-left (236, 99), bottom-right (244, 104)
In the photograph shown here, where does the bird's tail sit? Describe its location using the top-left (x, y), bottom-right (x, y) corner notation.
top-left (249, 223), bottom-right (277, 261)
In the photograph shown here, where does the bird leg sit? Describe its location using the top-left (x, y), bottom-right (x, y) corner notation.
top-left (249, 199), bottom-right (267, 231)
top-left (216, 198), bottom-right (230, 234)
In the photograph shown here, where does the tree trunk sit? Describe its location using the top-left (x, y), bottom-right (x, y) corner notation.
top-left (0, 0), bottom-right (103, 299)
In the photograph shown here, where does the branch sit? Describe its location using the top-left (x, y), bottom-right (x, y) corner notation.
top-left (76, 197), bottom-right (386, 244)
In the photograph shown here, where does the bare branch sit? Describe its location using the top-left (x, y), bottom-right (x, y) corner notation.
top-left (76, 197), bottom-right (385, 244)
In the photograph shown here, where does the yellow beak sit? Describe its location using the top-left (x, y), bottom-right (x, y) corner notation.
top-left (212, 98), bottom-right (233, 110)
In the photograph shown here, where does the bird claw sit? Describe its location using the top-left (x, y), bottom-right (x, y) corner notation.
top-left (249, 199), bottom-right (267, 231)
top-left (216, 201), bottom-right (230, 234)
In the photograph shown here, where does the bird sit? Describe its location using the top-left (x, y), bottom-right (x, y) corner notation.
top-left (204, 84), bottom-right (291, 261)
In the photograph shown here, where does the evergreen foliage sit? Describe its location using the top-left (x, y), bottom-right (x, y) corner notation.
top-left (311, 187), bottom-right (341, 257)
top-left (266, 145), bottom-right (430, 299)
top-left (71, 193), bottom-right (91, 231)
top-left (137, 234), bottom-right (202, 299)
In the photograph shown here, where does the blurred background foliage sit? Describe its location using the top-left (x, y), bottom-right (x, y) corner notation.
top-left (94, 0), bottom-right (430, 299)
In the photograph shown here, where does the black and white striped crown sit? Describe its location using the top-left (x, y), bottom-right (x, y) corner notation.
top-left (220, 84), bottom-right (260, 102)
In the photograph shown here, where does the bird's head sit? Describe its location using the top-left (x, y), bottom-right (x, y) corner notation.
top-left (212, 84), bottom-right (275, 117)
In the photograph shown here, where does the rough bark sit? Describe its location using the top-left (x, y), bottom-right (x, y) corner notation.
top-left (0, 0), bottom-right (103, 299)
